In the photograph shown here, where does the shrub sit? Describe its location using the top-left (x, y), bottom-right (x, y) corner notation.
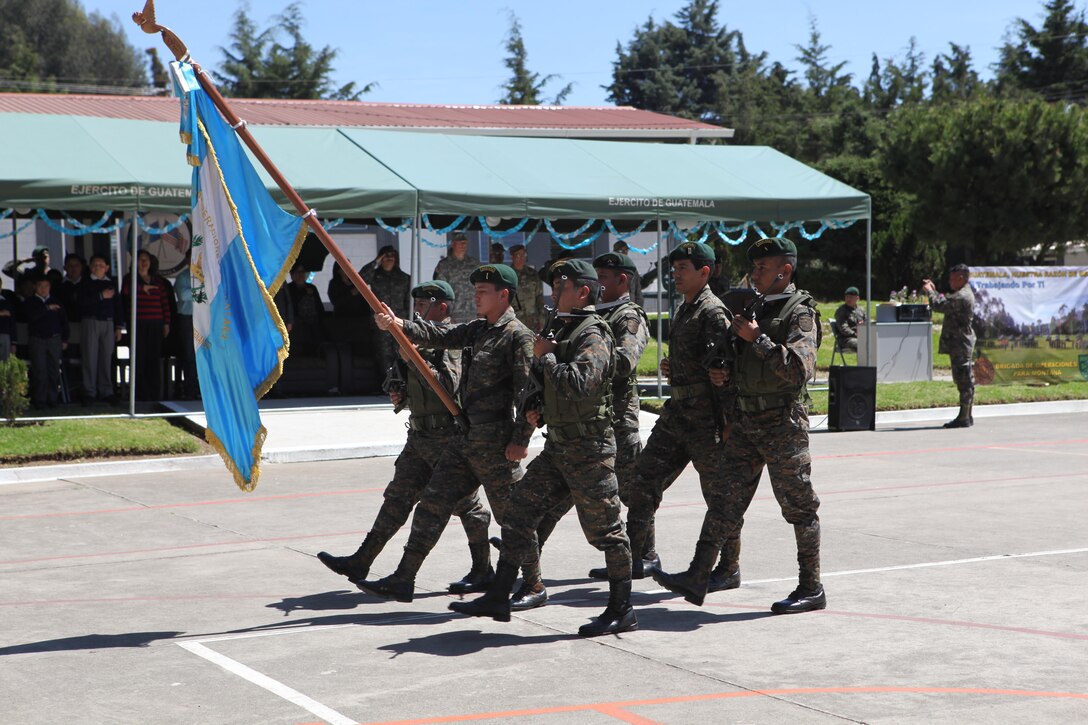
top-left (0, 356), bottom-right (30, 423)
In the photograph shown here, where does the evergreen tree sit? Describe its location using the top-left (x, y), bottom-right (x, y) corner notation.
top-left (215, 3), bottom-right (372, 100)
top-left (996, 0), bottom-right (1088, 102)
top-left (498, 12), bottom-right (572, 105)
top-left (930, 43), bottom-right (982, 103)
top-left (0, 0), bottom-right (147, 93)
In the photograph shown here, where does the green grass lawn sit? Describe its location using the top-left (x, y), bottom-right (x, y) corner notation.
top-left (0, 418), bottom-right (203, 465)
top-left (642, 380), bottom-right (1088, 415)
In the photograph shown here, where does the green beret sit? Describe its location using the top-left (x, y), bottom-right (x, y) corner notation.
top-left (470, 263), bottom-right (518, 291)
top-left (549, 258), bottom-right (597, 282)
top-left (844, 286), bottom-right (860, 296)
top-left (747, 236), bottom-right (797, 261)
top-left (668, 241), bottom-right (716, 267)
top-left (412, 280), bottom-right (455, 302)
top-left (593, 252), bottom-right (638, 277)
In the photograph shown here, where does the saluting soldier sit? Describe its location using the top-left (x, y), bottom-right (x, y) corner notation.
top-left (654, 237), bottom-right (826, 614)
top-left (623, 242), bottom-right (742, 589)
top-left (509, 243), bottom-right (545, 331)
top-left (316, 281), bottom-right (494, 594)
top-left (362, 245), bottom-right (412, 375)
top-left (358, 264), bottom-right (535, 602)
top-left (450, 259), bottom-right (637, 637)
top-left (923, 264), bottom-right (976, 428)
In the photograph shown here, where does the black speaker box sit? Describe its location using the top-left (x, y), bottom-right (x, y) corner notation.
top-left (896, 304), bottom-right (931, 322)
top-left (827, 366), bottom-right (876, 431)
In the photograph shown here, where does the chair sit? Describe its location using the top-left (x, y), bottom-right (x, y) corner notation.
top-left (828, 319), bottom-right (848, 366)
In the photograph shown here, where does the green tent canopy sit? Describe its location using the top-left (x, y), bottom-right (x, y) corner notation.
top-left (0, 112), bottom-right (869, 224)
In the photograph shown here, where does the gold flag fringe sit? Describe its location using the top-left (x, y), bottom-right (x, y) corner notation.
top-left (206, 425), bottom-right (266, 492)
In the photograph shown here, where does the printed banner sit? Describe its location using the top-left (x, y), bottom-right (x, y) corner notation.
top-left (971, 266), bottom-right (1088, 384)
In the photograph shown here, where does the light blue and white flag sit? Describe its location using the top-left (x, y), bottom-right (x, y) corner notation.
top-left (171, 62), bottom-right (307, 491)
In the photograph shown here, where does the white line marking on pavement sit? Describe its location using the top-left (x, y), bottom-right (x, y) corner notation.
top-left (644, 546), bottom-right (1088, 591)
top-left (177, 641), bottom-right (356, 725)
top-left (988, 446), bottom-right (1088, 457)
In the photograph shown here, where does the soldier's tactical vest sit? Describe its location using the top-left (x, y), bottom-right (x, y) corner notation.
top-left (603, 300), bottom-right (648, 422)
top-left (735, 290), bottom-right (819, 412)
top-left (542, 313), bottom-right (615, 443)
top-left (407, 350), bottom-right (454, 432)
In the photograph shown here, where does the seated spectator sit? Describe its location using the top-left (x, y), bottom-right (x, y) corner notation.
top-left (834, 286), bottom-right (866, 352)
top-left (25, 275), bottom-right (69, 408)
top-left (77, 254), bottom-right (123, 405)
top-left (285, 262), bottom-right (326, 356)
top-left (123, 250), bottom-right (171, 401)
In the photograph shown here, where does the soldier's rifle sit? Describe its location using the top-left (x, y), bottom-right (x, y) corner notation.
top-left (132, 1), bottom-right (463, 425)
top-left (702, 288), bottom-right (761, 441)
top-left (516, 305), bottom-right (558, 426)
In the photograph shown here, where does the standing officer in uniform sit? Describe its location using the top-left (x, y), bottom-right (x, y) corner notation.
top-left (358, 264), bottom-right (535, 602)
top-left (362, 245), bottom-right (412, 375)
top-left (316, 281), bottom-right (495, 594)
top-left (923, 264), bottom-right (976, 428)
top-left (450, 259), bottom-right (637, 637)
top-left (433, 232), bottom-right (480, 323)
top-left (653, 237), bottom-right (825, 614)
top-left (624, 242), bottom-right (741, 589)
top-left (509, 243), bottom-right (545, 331)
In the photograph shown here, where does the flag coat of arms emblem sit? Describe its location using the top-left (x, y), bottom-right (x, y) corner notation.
top-left (171, 62), bottom-right (307, 490)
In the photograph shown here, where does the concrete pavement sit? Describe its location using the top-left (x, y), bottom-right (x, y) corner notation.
top-left (1, 412), bottom-right (1086, 723)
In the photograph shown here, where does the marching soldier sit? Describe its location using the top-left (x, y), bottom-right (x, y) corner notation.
top-left (923, 264), bottom-right (976, 428)
top-left (316, 281), bottom-right (494, 594)
top-left (653, 237), bottom-right (826, 614)
top-left (450, 259), bottom-right (637, 637)
top-left (529, 252), bottom-right (651, 581)
top-left (623, 242), bottom-right (742, 589)
top-left (357, 264), bottom-right (535, 602)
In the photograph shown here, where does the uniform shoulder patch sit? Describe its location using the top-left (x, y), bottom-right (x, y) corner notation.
top-left (797, 310), bottom-right (815, 333)
top-left (625, 318), bottom-right (641, 335)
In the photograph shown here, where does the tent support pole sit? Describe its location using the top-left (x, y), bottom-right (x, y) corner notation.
top-left (865, 215), bottom-right (873, 366)
top-left (412, 206), bottom-right (421, 289)
top-left (656, 216), bottom-right (663, 399)
top-left (128, 213), bottom-right (138, 418)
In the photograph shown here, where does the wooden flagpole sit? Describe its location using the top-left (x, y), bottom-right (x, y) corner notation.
top-left (133, 2), bottom-right (463, 422)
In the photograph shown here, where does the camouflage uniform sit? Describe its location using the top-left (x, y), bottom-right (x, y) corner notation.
top-left (699, 284), bottom-right (822, 590)
top-left (501, 309), bottom-right (631, 583)
top-left (511, 264), bottom-right (545, 331)
top-left (833, 303), bottom-right (866, 352)
top-left (373, 306), bottom-right (535, 587)
top-left (362, 264), bottom-right (412, 374)
top-left (533, 295), bottom-right (650, 551)
top-left (433, 254), bottom-right (481, 323)
top-left (625, 283), bottom-right (737, 570)
top-left (927, 284), bottom-right (976, 410)
top-left (318, 338), bottom-right (492, 582)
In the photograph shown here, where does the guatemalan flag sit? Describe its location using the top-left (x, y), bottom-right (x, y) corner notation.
top-left (170, 62), bottom-right (306, 491)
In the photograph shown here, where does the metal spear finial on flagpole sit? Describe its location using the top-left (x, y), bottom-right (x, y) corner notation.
top-left (132, 4), bottom-right (465, 425)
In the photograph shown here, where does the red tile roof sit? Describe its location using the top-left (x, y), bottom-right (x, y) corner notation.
top-left (0, 93), bottom-right (732, 139)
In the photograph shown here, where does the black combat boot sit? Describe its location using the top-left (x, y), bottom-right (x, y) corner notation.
top-left (510, 580), bottom-right (548, 611)
top-left (449, 561), bottom-right (519, 622)
top-left (316, 535), bottom-right (380, 583)
top-left (448, 542), bottom-right (495, 594)
top-left (943, 404), bottom-right (973, 428)
top-left (356, 566), bottom-right (415, 603)
top-left (772, 523), bottom-right (825, 614)
top-left (707, 537), bottom-right (741, 593)
top-left (651, 542), bottom-right (717, 606)
top-left (578, 578), bottom-right (638, 637)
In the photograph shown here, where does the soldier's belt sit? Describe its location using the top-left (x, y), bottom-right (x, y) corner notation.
top-left (408, 413), bottom-right (455, 432)
top-left (736, 392), bottom-right (799, 413)
top-left (466, 410), bottom-right (510, 426)
top-left (546, 418), bottom-right (611, 443)
top-left (670, 382), bottom-right (711, 401)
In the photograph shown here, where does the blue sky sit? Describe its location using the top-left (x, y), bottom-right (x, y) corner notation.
top-left (97, 1), bottom-right (1045, 105)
